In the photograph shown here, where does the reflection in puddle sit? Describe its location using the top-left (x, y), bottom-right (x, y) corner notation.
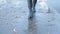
top-left (27, 17), bottom-right (37, 34)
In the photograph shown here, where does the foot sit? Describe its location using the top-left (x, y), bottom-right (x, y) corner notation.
top-left (28, 16), bottom-right (33, 19)
top-left (33, 10), bottom-right (36, 13)
top-left (32, 8), bottom-right (36, 13)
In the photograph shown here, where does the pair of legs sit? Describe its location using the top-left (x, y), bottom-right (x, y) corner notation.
top-left (28, 0), bottom-right (37, 18)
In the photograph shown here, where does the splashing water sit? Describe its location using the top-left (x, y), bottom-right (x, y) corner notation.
top-left (38, 0), bottom-right (48, 9)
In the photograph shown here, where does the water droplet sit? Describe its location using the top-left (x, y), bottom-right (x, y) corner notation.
top-left (13, 28), bottom-right (17, 34)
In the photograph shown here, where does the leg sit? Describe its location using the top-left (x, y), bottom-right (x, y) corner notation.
top-left (27, 0), bottom-right (33, 18)
top-left (32, 0), bottom-right (37, 13)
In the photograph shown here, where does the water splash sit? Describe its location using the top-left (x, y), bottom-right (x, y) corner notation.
top-left (38, 0), bottom-right (48, 9)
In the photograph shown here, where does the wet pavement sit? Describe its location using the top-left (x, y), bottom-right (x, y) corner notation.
top-left (0, 0), bottom-right (60, 34)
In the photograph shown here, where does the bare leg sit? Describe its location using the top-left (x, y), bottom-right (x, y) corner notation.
top-left (28, 0), bottom-right (33, 18)
top-left (28, 0), bottom-right (37, 18)
top-left (28, 0), bottom-right (32, 9)
top-left (32, 0), bottom-right (37, 13)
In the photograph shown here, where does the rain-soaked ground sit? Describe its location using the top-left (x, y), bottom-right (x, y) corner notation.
top-left (0, 0), bottom-right (60, 34)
